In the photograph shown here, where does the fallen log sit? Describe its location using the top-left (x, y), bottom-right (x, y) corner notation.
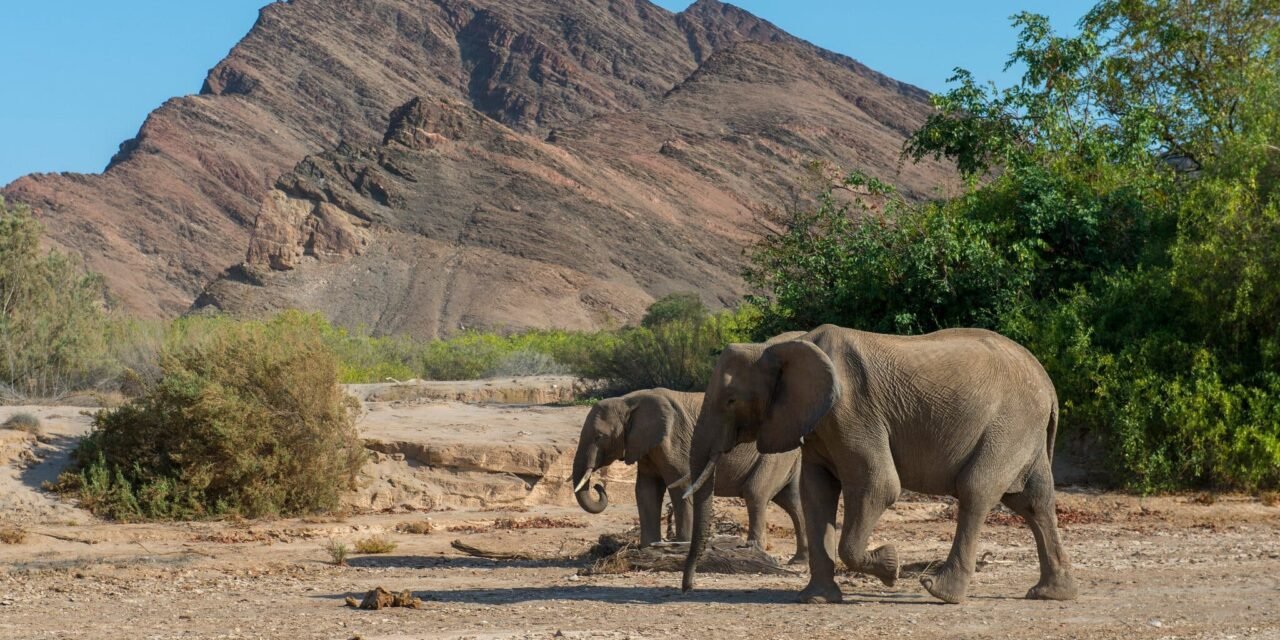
top-left (449, 539), bottom-right (559, 561)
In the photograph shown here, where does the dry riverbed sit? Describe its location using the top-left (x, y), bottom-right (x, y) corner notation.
top-left (2, 392), bottom-right (1278, 639)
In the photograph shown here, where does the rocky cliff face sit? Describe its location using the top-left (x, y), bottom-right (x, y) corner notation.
top-left (4, 0), bottom-right (952, 331)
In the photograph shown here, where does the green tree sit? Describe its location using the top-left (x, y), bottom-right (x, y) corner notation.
top-left (750, 0), bottom-right (1280, 491)
top-left (0, 197), bottom-right (111, 398)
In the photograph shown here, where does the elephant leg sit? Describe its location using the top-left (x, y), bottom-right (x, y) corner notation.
top-left (920, 463), bottom-right (1002, 604)
top-left (771, 477), bottom-right (808, 565)
top-left (636, 472), bottom-right (665, 546)
top-left (670, 488), bottom-right (693, 542)
top-left (837, 472), bottom-right (900, 587)
top-left (797, 462), bottom-right (842, 604)
top-left (742, 487), bottom-right (771, 553)
top-left (1002, 457), bottom-right (1078, 601)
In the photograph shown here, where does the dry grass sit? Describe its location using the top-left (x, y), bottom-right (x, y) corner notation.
top-left (936, 503), bottom-right (1109, 526)
top-left (1191, 492), bottom-right (1217, 505)
top-left (492, 516), bottom-right (585, 530)
top-left (1, 527), bottom-right (29, 544)
top-left (1259, 491), bottom-right (1279, 507)
top-left (446, 516), bottom-right (586, 534)
top-left (396, 520), bottom-right (434, 535)
top-left (354, 535), bottom-right (398, 554)
top-left (1, 413), bottom-right (41, 434)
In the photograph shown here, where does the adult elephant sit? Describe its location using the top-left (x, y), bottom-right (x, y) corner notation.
top-left (570, 386), bottom-right (807, 561)
top-left (681, 324), bottom-right (1077, 604)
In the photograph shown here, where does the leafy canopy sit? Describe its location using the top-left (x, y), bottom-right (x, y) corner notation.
top-left (749, 0), bottom-right (1280, 491)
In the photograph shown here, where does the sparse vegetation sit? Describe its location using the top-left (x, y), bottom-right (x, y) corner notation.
top-left (0, 526), bottom-right (27, 544)
top-left (354, 534), bottom-right (398, 554)
top-left (2, 412), bottom-right (41, 434)
top-left (55, 312), bottom-right (366, 521)
top-left (323, 539), bottom-right (350, 566)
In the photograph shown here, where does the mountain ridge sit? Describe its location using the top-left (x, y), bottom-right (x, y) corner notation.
top-left (4, 0), bottom-right (953, 333)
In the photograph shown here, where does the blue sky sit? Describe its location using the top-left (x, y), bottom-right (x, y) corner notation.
top-left (0, 1), bottom-right (1091, 185)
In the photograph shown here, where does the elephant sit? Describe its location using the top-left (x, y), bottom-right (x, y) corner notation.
top-left (681, 324), bottom-right (1078, 605)
top-left (570, 386), bottom-right (808, 561)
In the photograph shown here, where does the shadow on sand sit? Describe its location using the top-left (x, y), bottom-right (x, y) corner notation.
top-left (316, 583), bottom-right (947, 606)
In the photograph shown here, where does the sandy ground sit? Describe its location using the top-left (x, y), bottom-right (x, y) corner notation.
top-left (2, 398), bottom-right (1279, 639)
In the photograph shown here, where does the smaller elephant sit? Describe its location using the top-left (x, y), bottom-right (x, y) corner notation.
top-left (571, 387), bottom-right (807, 561)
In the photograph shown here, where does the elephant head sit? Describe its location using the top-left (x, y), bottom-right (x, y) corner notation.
top-left (571, 393), bottom-right (675, 514)
top-left (681, 339), bottom-right (839, 592)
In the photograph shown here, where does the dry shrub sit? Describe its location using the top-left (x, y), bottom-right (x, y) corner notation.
top-left (0, 527), bottom-right (27, 544)
top-left (323, 539), bottom-right (350, 566)
top-left (396, 520), bottom-right (434, 535)
top-left (54, 312), bottom-right (366, 521)
top-left (2, 413), bottom-right (41, 434)
top-left (354, 535), bottom-right (398, 554)
top-left (581, 531), bottom-right (787, 576)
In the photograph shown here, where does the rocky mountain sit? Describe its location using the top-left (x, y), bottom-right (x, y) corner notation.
top-left (4, 0), bottom-right (953, 335)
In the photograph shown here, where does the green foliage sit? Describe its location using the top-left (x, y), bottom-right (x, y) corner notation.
top-left (58, 312), bottom-right (365, 520)
top-left (354, 534), bottom-right (398, 554)
top-left (323, 539), bottom-right (350, 566)
top-left (585, 307), bottom-right (758, 393)
top-left (0, 197), bottom-right (112, 399)
top-left (751, 1), bottom-right (1280, 491)
top-left (641, 293), bottom-right (709, 328)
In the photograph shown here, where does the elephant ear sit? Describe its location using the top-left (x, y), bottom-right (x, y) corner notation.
top-left (623, 393), bottom-right (673, 465)
top-left (756, 340), bottom-right (840, 454)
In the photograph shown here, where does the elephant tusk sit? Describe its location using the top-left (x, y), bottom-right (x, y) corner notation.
top-left (574, 468), bottom-right (595, 493)
top-left (681, 453), bottom-right (719, 500)
top-left (668, 474), bottom-right (691, 491)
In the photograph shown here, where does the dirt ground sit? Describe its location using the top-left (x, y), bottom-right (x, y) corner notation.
top-left (2, 396), bottom-right (1279, 639)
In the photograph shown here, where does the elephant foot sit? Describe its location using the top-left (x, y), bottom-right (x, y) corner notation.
top-left (869, 544), bottom-right (899, 587)
top-left (920, 562), bottom-right (970, 604)
top-left (797, 580), bottom-right (843, 604)
top-left (1026, 573), bottom-right (1078, 601)
top-left (787, 551), bottom-right (809, 566)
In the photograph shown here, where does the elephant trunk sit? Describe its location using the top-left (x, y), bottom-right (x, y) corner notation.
top-left (681, 425), bottom-right (721, 592)
top-left (576, 476), bottom-right (609, 514)
top-left (572, 443), bottom-right (609, 514)
top-left (682, 467), bottom-right (715, 592)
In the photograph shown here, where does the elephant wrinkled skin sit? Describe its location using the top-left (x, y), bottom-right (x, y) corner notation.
top-left (570, 387), bottom-right (807, 561)
top-left (682, 324), bottom-right (1078, 605)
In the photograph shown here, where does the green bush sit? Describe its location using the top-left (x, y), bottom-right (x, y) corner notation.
top-left (0, 197), bottom-right (112, 399)
top-left (586, 307), bottom-right (758, 392)
top-left (641, 293), bottom-right (709, 328)
top-left (57, 311), bottom-right (365, 520)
